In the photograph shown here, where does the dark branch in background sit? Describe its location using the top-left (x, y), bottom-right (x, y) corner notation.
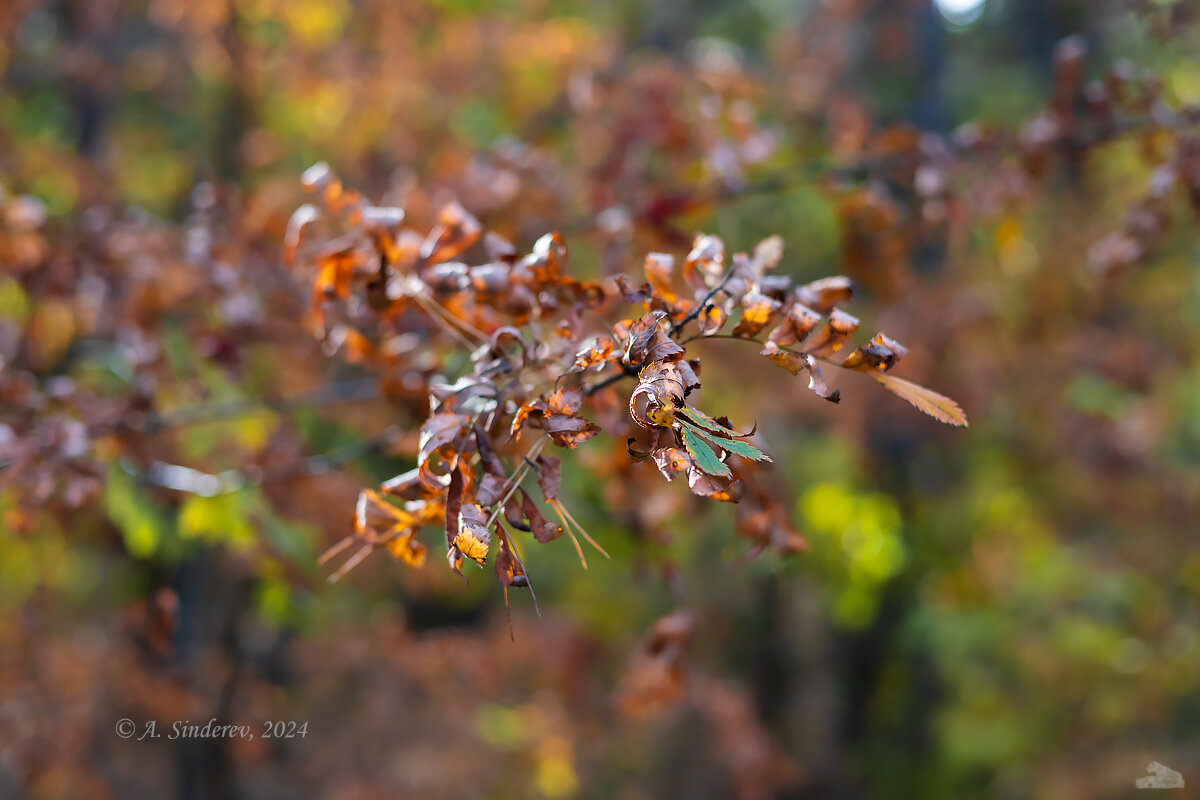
top-left (560, 105), bottom-right (1200, 236)
top-left (111, 379), bottom-right (396, 496)
top-left (131, 377), bottom-right (381, 434)
top-left (0, 378), bottom-right (388, 487)
top-left (122, 430), bottom-right (395, 497)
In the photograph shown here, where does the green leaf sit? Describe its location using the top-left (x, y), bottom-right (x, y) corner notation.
top-left (682, 426), bottom-right (730, 478)
top-left (686, 422), bottom-right (772, 462)
top-left (675, 405), bottom-right (758, 440)
top-left (675, 405), bottom-right (731, 435)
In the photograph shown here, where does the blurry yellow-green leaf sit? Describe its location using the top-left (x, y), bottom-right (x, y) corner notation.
top-left (0, 277), bottom-right (29, 322)
top-left (105, 466), bottom-right (171, 559)
top-left (178, 493), bottom-right (256, 550)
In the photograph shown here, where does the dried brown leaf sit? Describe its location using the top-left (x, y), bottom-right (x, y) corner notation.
top-left (842, 332), bottom-right (907, 372)
top-left (795, 276), bottom-right (853, 313)
top-left (731, 290), bottom-right (782, 339)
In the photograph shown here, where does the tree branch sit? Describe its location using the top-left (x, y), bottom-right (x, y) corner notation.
top-left (669, 268), bottom-right (737, 336)
top-left (585, 363), bottom-right (640, 396)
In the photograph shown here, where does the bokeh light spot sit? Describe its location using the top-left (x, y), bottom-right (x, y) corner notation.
top-left (935, 0), bottom-right (986, 26)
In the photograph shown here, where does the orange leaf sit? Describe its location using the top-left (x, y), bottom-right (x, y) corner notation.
top-left (841, 332), bottom-right (907, 372)
top-left (871, 373), bottom-right (968, 427)
top-left (454, 529), bottom-right (490, 564)
top-left (385, 534), bottom-right (427, 567)
top-left (730, 290), bottom-right (781, 339)
top-left (455, 503), bottom-right (491, 564)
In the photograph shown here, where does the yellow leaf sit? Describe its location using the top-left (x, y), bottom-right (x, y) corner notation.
top-left (454, 529), bottom-right (489, 564)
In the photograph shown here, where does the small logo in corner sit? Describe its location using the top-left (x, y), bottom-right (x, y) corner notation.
top-left (1136, 761), bottom-right (1184, 790)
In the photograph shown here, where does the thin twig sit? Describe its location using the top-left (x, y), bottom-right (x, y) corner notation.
top-left (669, 267), bottom-right (737, 336)
top-left (327, 543), bottom-right (375, 584)
top-left (679, 328), bottom-right (866, 380)
top-left (411, 290), bottom-right (482, 351)
top-left (585, 363), bottom-right (640, 396)
top-left (316, 535), bottom-right (355, 566)
top-left (678, 331), bottom-right (754, 346)
top-left (484, 436), bottom-right (548, 530)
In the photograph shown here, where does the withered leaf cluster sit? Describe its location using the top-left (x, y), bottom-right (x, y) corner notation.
top-left (290, 164), bottom-right (965, 594)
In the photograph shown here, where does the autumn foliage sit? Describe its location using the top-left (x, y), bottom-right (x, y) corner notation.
top-left (287, 161), bottom-right (967, 595)
top-left (4, 1), bottom-right (1200, 797)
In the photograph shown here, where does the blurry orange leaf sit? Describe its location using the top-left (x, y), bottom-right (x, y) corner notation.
top-left (644, 252), bottom-right (677, 303)
top-left (385, 534), bottom-right (427, 567)
top-left (698, 303), bottom-right (727, 336)
top-left (616, 610), bottom-right (695, 716)
top-left (751, 235), bottom-right (784, 275)
top-left (759, 340), bottom-right (806, 375)
top-left (355, 489), bottom-right (414, 537)
top-left (653, 447), bottom-right (692, 479)
top-left (795, 276), bottom-right (853, 313)
top-left (421, 202), bottom-right (482, 264)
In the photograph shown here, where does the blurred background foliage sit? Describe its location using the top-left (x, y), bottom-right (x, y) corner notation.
top-left (2, 0), bottom-right (1200, 798)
